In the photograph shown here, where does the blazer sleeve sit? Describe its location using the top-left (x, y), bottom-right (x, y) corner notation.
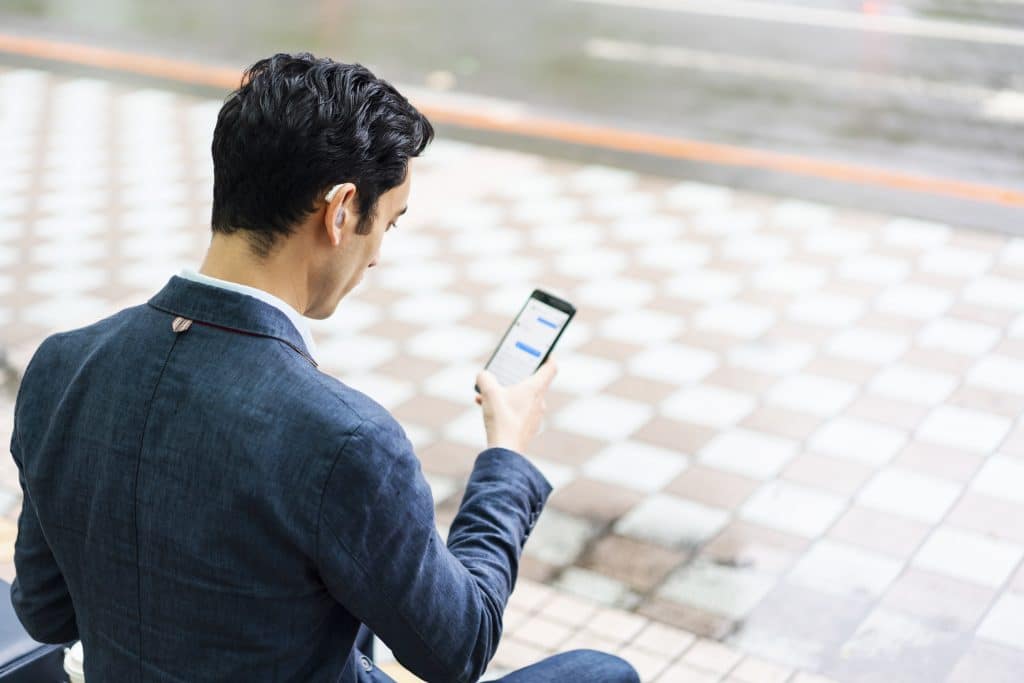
top-left (9, 425), bottom-right (78, 644)
top-left (316, 416), bottom-right (551, 683)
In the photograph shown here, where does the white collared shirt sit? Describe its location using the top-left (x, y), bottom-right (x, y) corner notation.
top-left (178, 268), bottom-right (317, 360)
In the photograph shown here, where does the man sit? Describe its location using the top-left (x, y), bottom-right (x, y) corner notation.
top-left (9, 53), bottom-right (639, 682)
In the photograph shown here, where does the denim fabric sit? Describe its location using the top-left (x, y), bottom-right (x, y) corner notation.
top-left (491, 650), bottom-right (640, 683)
top-left (8, 275), bottom-right (558, 683)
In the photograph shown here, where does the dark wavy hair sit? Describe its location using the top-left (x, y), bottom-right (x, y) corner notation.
top-left (210, 53), bottom-right (434, 257)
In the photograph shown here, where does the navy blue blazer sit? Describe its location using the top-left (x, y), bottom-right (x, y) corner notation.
top-left (9, 275), bottom-right (552, 682)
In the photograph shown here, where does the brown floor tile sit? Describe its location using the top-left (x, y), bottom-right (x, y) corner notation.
top-left (460, 309), bottom-right (517, 333)
top-left (633, 417), bottom-right (717, 455)
top-left (579, 534), bottom-right (688, 593)
top-left (894, 441), bottom-right (982, 483)
top-left (856, 311), bottom-right (927, 334)
top-left (362, 318), bottom-right (426, 341)
top-left (947, 385), bottom-right (1024, 418)
top-left (645, 294), bottom-right (702, 318)
top-left (945, 301), bottom-right (1016, 328)
top-left (781, 453), bottom-right (872, 497)
top-left (768, 320), bottom-right (835, 345)
top-left (803, 356), bottom-right (877, 384)
top-left (548, 478), bottom-right (644, 523)
top-left (636, 597), bottom-right (737, 640)
top-left (681, 329), bottom-right (743, 352)
top-left (519, 555), bottom-right (559, 584)
top-left (375, 354), bottom-right (446, 383)
top-left (542, 388), bottom-right (577, 414)
top-left (827, 505), bottom-right (931, 558)
top-left (603, 375), bottom-right (679, 404)
top-left (702, 521), bottom-right (807, 575)
top-left (665, 465), bottom-right (759, 509)
top-left (741, 406), bottom-right (821, 441)
top-left (392, 395), bottom-right (467, 426)
top-left (993, 337), bottom-right (1024, 360)
top-left (574, 336), bottom-right (645, 362)
top-left (416, 439), bottom-right (480, 478)
top-left (845, 394), bottom-right (929, 431)
top-left (900, 346), bottom-right (976, 374)
top-left (881, 568), bottom-right (994, 632)
top-left (947, 492), bottom-right (1024, 545)
top-left (530, 429), bottom-right (608, 467)
top-left (704, 366), bottom-right (778, 394)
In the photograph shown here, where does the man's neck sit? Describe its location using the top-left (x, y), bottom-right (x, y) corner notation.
top-left (198, 234), bottom-right (311, 316)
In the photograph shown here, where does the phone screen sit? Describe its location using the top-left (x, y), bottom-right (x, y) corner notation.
top-left (483, 290), bottom-right (575, 387)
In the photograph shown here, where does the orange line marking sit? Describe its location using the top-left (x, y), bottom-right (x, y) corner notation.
top-left (1, 32), bottom-right (1022, 208)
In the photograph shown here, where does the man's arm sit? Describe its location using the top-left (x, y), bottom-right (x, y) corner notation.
top-left (317, 416), bottom-right (550, 683)
top-left (9, 427), bottom-right (78, 643)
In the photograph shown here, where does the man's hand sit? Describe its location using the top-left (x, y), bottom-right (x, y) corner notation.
top-left (475, 360), bottom-right (559, 453)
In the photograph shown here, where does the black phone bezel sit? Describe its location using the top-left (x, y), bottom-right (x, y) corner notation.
top-left (474, 288), bottom-right (576, 392)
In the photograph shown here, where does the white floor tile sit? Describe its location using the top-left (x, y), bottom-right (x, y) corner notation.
top-left (977, 593), bottom-right (1024, 650)
top-left (917, 317), bottom-right (1000, 356)
top-left (628, 343), bottom-right (719, 385)
top-left (916, 406), bottom-right (1011, 454)
top-left (694, 301), bottom-right (776, 339)
top-left (740, 481), bottom-right (847, 538)
top-left (391, 292), bottom-right (473, 324)
top-left (838, 254), bottom-right (910, 285)
top-left (882, 218), bottom-right (950, 248)
top-left (406, 325), bottom-right (494, 362)
top-left (766, 374), bottom-right (857, 417)
top-left (826, 327), bottom-right (910, 364)
top-left (575, 277), bottom-right (655, 311)
top-left (697, 429), bottom-right (798, 480)
top-left (963, 276), bottom-right (1024, 311)
top-left (789, 539), bottom-right (903, 599)
top-left (967, 356), bottom-right (1024, 397)
top-left (856, 468), bottom-right (961, 523)
top-left (614, 494), bottom-right (729, 548)
top-left (971, 455), bottom-right (1024, 505)
top-left (635, 242), bottom-right (711, 271)
top-left (658, 560), bottom-right (775, 619)
top-left (912, 527), bottom-right (1023, 587)
top-left (867, 364), bottom-right (958, 405)
top-left (875, 284), bottom-right (952, 319)
top-left (808, 417), bottom-right (906, 466)
top-left (554, 353), bottom-right (623, 395)
top-left (598, 309), bottom-right (684, 344)
top-left (554, 395), bottom-right (653, 441)
top-left (751, 263), bottom-right (827, 294)
top-left (728, 339), bottom-right (814, 375)
top-left (662, 385), bottom-right (757, 428)
top-left (665, 268), bottom-right (742, 303)
top-left (583, 441), bottom-right (688, 492)
top-left (787, 292), bottom-right (864, 327)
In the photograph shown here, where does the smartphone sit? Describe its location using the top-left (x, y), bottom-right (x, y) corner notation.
top-left (476, 289), bottom-right (576, 390)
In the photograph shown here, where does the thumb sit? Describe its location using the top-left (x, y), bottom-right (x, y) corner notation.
top-left (476, 369), bottom-right (502, 396)
top-left (532, 358), bottom-right (559, 390)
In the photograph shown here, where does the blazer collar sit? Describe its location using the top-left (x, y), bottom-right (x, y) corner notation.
top-left (147, 275), bottom-right (318, 367)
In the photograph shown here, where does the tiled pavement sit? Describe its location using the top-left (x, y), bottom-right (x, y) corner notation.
top-left (1, 64), bottom-right (1024, 682)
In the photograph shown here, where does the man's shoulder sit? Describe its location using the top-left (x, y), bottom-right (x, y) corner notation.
top-left (293, 367), bottom-right (405, 442)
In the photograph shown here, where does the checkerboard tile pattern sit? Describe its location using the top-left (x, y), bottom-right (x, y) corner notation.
top-left (2, 65), bottom-right (1024, 682)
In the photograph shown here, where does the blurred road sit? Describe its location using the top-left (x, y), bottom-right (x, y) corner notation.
top-left (2, 0), bottom-right (1022, 231)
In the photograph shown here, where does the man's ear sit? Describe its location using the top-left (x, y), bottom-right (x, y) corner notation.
top-left (324, 182), bottom-right (358, 247)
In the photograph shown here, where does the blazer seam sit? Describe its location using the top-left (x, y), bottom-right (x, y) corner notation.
top-left (316, 419), bottom-right (460, 682)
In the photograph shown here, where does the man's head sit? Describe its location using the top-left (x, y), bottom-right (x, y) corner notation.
top-left (210, 53), bottom-right (433, 317)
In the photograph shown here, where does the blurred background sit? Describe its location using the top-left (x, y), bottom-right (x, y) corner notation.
top-left (0, 2), bottom-right (1023, 682)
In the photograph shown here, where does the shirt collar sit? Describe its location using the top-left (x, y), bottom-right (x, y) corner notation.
top-left (175, 268), bottom-right (318, 361)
